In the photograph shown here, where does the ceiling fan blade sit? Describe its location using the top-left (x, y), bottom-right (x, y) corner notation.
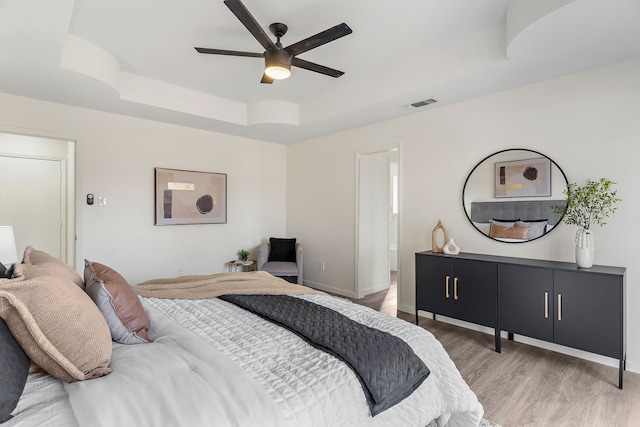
top-left (195, 47), bottom-right (264, 58)
top-left (285, 23), bottom-right (352, 56)
top-left (223, 0), bottom-right (276, 51)
top-left (291, 57), bottom-right (344, 78)
top-left (260, 74), bottom-right (275, 84)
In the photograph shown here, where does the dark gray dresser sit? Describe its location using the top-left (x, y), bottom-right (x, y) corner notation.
top-left (415, 251), bottom-right (626, 388)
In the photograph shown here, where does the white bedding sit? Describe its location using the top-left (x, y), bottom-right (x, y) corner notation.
top-left (8, 293), bottom-right (483, 427)
top-left (5, 374), bottom-right (77, 427)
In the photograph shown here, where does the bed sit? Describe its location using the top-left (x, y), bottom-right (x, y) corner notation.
top-left (469, 200), bottom-right (565, 242)
top-left (1, 247), bottom-right (484, 427)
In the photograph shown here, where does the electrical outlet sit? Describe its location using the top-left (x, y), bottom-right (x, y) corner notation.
top-left (319, 262), bottom-right (325, 271)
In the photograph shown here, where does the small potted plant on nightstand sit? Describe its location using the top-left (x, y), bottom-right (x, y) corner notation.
top-left (237, 249), bottom-right (250, 261)
top-left (553, 178), bottom-right (620, 268)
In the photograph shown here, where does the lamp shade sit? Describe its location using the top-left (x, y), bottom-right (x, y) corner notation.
top-left (0, 226), bottom-right (18, 266)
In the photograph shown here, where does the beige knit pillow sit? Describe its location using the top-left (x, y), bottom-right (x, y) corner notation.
top-left (0, 268), bottom-right (112, 382)
top-left (21, 246), bottom-right (84, 289)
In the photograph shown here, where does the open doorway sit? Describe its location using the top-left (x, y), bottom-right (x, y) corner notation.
top-left (389, 159), bottom-right (398, 287)
top-left (355, 145), bottom-right (400, 316)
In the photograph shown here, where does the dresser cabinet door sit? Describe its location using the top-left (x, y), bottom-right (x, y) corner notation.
top-left (416, 254), bottom-right (452, 317)
top-left (452, 259), bottom-right (496, 327)
top-left (499, 264), bottom-right (554, 342)
top-left (416, 254), bottom-right (496, 327)
top-left (553, 271), bottom-right (622, 359)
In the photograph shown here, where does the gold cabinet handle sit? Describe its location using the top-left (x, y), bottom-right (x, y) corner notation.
top-left (454, 277), bottom-right (459, 300)
top-left (558, 293), bottom-right (562, 321)
top-left (544, 292), bottom-right (549, 319)
top-left (445, 275), bottom-right (450, 298)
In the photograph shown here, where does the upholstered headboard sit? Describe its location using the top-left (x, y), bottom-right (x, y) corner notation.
top-left (470, 200), bottom-right (566, 225)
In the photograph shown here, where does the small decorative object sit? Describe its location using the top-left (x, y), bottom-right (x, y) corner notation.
top-left (432, 220), bottom-right (450, 253)
top-left (237, 249), bottom-right (250, 261)
top-left (553, 178), bottom-right (620, 268)
top-left (443, 238), bottom-right (460, 255)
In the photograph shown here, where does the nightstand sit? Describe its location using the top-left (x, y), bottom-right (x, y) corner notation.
top-left (228, 260), bottom-right (256, 272)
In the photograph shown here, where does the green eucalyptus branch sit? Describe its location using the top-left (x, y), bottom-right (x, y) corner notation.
top-left (552, 178), bottom-right (620, 230)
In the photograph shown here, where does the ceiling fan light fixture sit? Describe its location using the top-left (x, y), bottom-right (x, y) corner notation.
top-left (264, 50), bottom-right (292, 80)
top-left (265, 64), bottom-right (291, 79)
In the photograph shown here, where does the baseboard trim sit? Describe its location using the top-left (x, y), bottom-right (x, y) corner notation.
top-left (303, 280), bottom-right (357, 299)
top-left (398, 303), bottom-right (415, 314)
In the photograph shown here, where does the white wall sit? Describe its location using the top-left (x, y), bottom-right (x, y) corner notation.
top-left (287, 57), bottom-right (640, 372)
top-left (0, 93), bottom-right (287, 284)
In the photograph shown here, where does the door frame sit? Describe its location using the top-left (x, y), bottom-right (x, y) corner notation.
top-left (0, 129), bottom-right (76, 264)
top-left (354, 143), bottom-right (402, 299)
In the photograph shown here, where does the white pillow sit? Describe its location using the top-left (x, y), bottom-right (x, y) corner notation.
top-left (516, 220), bottom-right (548, 239)
top-left (472, 222), bottom-right (491, 234)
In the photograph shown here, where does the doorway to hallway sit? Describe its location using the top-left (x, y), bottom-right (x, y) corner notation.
top-left (355, 144), bottom-right (400, 313)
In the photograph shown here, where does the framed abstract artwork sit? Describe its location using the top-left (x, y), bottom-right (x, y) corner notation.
top-left (155, 168), bottom-right (227, 225)
top-left (494, 157), bottom-right (551, 198)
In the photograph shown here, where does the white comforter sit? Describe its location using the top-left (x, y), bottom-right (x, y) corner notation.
top-left (8, 294), bottom-right (483, 427)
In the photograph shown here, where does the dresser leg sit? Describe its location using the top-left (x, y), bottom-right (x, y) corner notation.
top-left (619, 358), bottom-right (624, 389)
top-left (495, 329), bottom-right (501, 353)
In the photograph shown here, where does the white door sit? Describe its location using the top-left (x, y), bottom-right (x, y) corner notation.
top-left (0, 155), bottom-right (64, 259)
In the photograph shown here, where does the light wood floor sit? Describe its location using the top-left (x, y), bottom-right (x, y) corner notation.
top-left (350, 279), bottom-right (640, 427)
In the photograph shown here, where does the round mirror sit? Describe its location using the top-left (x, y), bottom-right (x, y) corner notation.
top-left (462, 149), bottom-right (568, 243)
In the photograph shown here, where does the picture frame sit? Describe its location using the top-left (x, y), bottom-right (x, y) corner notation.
top-left (495, 157), bottom-right (551, 198)
top-left (155, 168), bottom-right (227, 225)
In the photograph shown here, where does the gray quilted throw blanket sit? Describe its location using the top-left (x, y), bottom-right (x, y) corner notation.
top-left (219, 294), bottom-right (430, 416)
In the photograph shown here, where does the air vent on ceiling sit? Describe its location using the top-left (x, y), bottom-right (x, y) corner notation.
top-left (404, 99), bottom-right (437, 109)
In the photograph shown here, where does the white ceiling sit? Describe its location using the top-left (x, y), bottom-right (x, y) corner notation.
top-left (1, 0), bottom-right (639, 144)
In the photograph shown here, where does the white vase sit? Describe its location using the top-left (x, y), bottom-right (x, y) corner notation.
top-left (443, 238), bottom-right (460, 255)
top-left (575, 228), bottom-right (594, 268)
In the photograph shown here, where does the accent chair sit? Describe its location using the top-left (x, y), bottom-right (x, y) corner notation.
top-left (257, 238), bottom-right (303, 285)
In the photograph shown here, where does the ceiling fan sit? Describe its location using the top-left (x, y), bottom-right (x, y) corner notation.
top-left (195, 0), bottom-right (352, 84)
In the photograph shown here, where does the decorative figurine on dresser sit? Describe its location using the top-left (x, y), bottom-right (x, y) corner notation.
top-left (431, 220), bottom-right (460, 255)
